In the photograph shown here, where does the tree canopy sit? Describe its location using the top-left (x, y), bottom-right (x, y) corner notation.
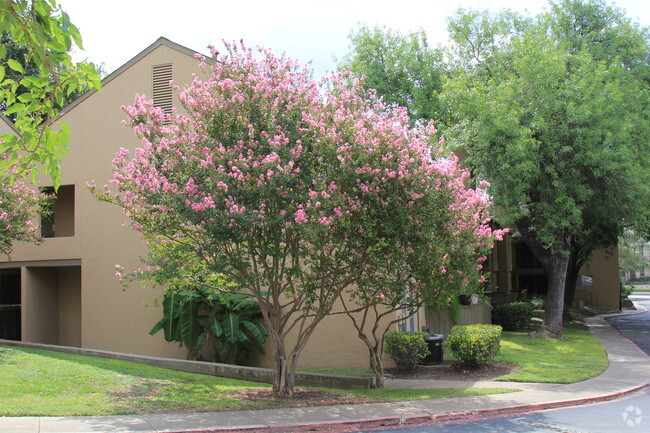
top-left (443, 0), bottom-right (650, 336)
top-left (338, 25), bottom-right (446, 126)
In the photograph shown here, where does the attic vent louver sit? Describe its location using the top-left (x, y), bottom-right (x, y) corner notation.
top-left (152, 64), bottom-right (173, 117)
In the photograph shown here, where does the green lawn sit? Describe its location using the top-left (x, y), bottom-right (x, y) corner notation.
top-left (495, 323), bottom-right (609, 383)
top-left (309, 321), bottom-right (609, 385)
top-left (0, 346), bottom-right (515, 416)
top-left (0, 346), bottom-right (269, 416)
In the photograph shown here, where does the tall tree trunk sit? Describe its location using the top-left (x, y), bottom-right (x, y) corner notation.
top-left (543, 253), bottom-right (569, 338)
top-left (517, 218), bottom-right (570, 338)
top-left (563, 248), bottom-right (583, 319)
top-left (272, 350), bottom-right (295, 397)
top-left (369, 346), bottom-right (385, 388)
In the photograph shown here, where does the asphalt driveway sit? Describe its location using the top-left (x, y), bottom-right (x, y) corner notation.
top-left (606, 293), bottom-right (650, 356)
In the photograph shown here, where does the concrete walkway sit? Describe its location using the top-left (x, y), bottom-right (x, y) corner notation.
top-left (2, 307), bottom-right (649, 433)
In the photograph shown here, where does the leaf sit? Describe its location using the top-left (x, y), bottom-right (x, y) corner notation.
top-left (60, 11), bottom-right (71, 33)
top-left (241, 320), bottom-right (268, 344)
top-left (3, 103), bottom-right (26, 116)
top-left (213, 338), bottom-right (228, 359)
top-left (20, 76), bottom-right (49, 88)
top-left (7, 59), bottom-right (24, 73)
top-left (222, 312), bottom-right (240, 344)
top-left (153, 292), bottom-right (182, 341)
top-left (179, 297), bottom-right (204, 351)
top-left (198, 315), bottom-right (223, 337)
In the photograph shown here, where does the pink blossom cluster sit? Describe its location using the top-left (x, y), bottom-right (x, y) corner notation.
top-left (101, 41), bottom-right (503, 304)
top-left (0, 167), bottom-right (43, 256)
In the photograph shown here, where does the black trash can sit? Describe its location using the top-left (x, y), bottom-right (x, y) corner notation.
top-left (423, 334), bottom-right (444, 365)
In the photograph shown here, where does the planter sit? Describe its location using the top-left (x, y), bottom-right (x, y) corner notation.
top-left (459, 294), bottom-right (472, 305)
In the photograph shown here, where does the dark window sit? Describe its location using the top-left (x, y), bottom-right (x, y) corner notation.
top-left (40, 185), bottom-right (75, 238)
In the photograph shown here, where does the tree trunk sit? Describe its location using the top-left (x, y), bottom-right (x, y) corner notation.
top-left (272, 353), bottom-right (295, 397)
top-left (269, 331), bottom-right (295, 397)
top-left (516, 218), bottom-right (570, 339)
top-left (543, 253), bottom-right (570, 338)
top-left (368, 345), bottom-right (385, 388)
top-left (563, 249), bottom-right (582, 320)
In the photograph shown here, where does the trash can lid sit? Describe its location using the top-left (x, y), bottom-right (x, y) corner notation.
top-left (428, 334), bottom-right (444, 340)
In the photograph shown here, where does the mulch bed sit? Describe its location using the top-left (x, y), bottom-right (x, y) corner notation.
top-left (230, 362), bottom-right (519, 407)
top-left (231, 388), bottom-right (374, 406)
top-left (386, 361), bottom-right (520, 381)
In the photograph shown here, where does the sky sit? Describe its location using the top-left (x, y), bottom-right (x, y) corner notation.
top-left (58, 0), bottom-right (650, 78)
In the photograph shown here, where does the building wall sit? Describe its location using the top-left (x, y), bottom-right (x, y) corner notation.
top-left (576, 247), bottom-right (620, 310)
top-left (58, 266), bottom-right (82, 347)
top-left (22, 267), bottom-right (59, 344)
top-left (253, 293), bottom-right (424, 370)
top-left (4, 40), bottom-right (197, 360)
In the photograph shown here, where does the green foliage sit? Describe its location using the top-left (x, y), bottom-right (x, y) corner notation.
top-left (527, 295), bottom-right (546, 310)
top-left (620, 282), bottom-right (634, 299)
top-left (443, 1), bottom-right (650, 335)
top-left (0, 0), bottom-right (102, 186)
top-left (618, 232), bottom-right (649, 274)
top-left (150, 288), bottom-right (268, 365)
top-left (491, 302), bottom-right (534, 331)
top-left (339, 25), bottom-right (445, 125)
top-left (446, 324), bottom-right (502, 366)
top-left (384, 331), bottom-right (429, 371)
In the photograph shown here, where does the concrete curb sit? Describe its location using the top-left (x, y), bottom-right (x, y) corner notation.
top-left (150, 384), bottom-right (650, 433)
top-left (429, 383), bottom-right (650, 422)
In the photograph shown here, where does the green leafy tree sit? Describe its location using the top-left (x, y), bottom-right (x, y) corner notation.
top-left (443, 1), bottom-right (650, 337)
top-left (619, 232), bottom-right (649, 277)
top-left (339, 25), bottom-right (446, 125)
top-left (0, 0), bottom-right (102, 186)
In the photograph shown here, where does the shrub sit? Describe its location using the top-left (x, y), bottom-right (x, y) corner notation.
top-left (527, 296), bottom-right (545, 310)
top-left (384, 331), bottom-right (429, 371)
top-left (491, 302), bottom-right (535, 331)
top-left (446, 324), bottom-right (502, 366)
top-left (620, 282), bottom-right (634, 299)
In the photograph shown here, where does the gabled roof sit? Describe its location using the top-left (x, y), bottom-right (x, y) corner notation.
top-left (1, 115), bottom-right (19, 136)
top-left (61, 37), bottom-right (203, 115)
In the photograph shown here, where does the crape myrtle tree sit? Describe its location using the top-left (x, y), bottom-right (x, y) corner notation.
top-left (94, 42), bottom-right (499, 396)
top-left (339, 148), bottom-right (505, 387)
top-left (1, 0), bottom-right (102, 186)
top-left (443, 0), bottom-right (650, 337)
top-left (0, 164), bottom-right (42, 255)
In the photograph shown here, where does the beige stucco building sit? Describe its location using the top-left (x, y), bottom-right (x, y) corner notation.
top-left (0, 38), bottom-right (621, 367)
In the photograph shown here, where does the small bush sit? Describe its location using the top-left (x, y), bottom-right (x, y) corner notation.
top-left (492, 302), bottom-right (534, 331)
top-left (385, 331), bottom-right (429, 371)
top-left (527, 296), bottom-right (545, 310)
top-left (446, 324), bottom-right (502, 366)
top-left (620, 282), bottom-right (633, 298)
